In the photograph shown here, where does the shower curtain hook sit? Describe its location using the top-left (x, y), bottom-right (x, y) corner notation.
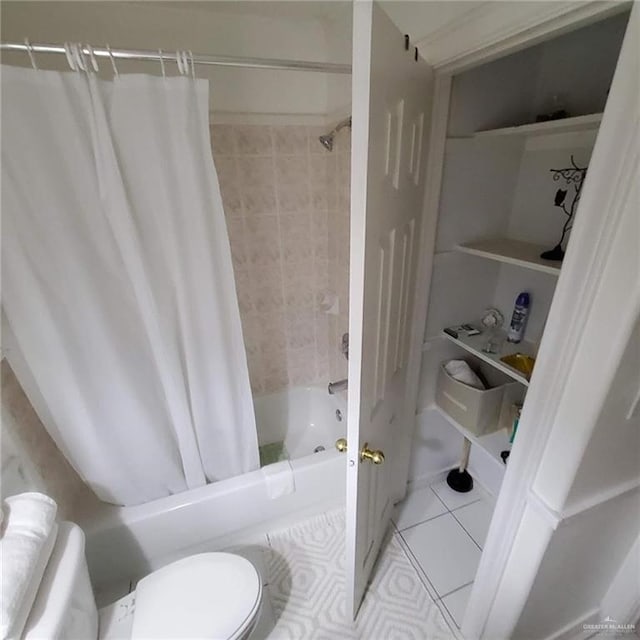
top-left (189, 50), bottom-right (195, 79)
top-left (64, 42), bottom-right (77, 71)
top-left (24, 38), bottom-right (38, 70)
top-left (106, 44), bottom-right (119, 77)
top-left (158, 49), bottom-right (166, 78)
top-left (176, 50), bottom-right (184, 75)
top-left (86, 43), bottom-right (99, 73)
top-left (183, 50), bottom-right (189, 76)
top-left (73, 43), bottom-right (87, 72)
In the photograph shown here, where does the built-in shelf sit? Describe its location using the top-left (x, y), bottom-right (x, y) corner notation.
top-left (432, 404), bottom-right (510, 469)
top-left (441, 329), bottom-right (534, 386)
top-left (473, 113), bottom-right (603, 139)
top-left (456, 238), bottom-right (561, 276)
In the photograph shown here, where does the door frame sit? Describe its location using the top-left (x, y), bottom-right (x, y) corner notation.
top-left (402, 2), bottom-right (637, 637)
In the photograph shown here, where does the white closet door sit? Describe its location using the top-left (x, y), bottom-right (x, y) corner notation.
top-left (346, 0), bottom-right (434, 618)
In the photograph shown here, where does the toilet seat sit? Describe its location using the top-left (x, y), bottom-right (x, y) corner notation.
top-left (130, 552), bottom-right (262, 640)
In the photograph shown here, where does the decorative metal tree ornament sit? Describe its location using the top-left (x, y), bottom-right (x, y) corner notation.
top-left (540, 155), bottom-right (588, 262)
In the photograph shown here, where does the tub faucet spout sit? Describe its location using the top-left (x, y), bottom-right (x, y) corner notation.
top-left (328, 378), bottom-right (348, 394)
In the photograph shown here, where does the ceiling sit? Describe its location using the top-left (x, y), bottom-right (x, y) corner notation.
top-left (155, 1), bottom-right (350, 20)
top-left (381, 1), bottom-right (487, 45)
top-left (158, 1), bottom-right (487, 47)
top-left (154, 1), bottom-right (510, 67)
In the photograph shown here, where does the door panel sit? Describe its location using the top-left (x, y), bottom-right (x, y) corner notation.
top-left (346, 0), bottom-right (434, 617)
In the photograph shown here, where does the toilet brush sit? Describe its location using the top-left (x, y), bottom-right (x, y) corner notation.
top-left (446, 438), bottom-right (473, 493)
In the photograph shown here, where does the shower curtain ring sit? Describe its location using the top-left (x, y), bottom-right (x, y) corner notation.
top-left (158, 49), bottom-right (166, 77)
top-left (176, 50), bottom-right (183, 75)
top-left (189, 50), bottom-right (195, 79)
top-left (24, 38), bottom-right (38, 70)
top-left (86, 44), bottom-right (99, 73)
top-left (106, 44), bottom-right (119, 77)
top-left (64, 42), bottom-right (77, 71)
top-left (72, 43), bottom-right (87, 72)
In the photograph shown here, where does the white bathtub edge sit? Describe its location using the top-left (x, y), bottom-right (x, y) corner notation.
top-left (84, 451), bottom-right (346, 590)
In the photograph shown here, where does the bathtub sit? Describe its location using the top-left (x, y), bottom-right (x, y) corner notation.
top-left (254, 384), bottom-right (347, 456)
top-left (81, 385), bottom-right (347, 593)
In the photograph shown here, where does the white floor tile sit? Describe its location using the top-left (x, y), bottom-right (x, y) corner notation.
top-left (430, 478), bottom-right (484, 511)
top-left (401, 513), bottom-right (481, 597)
top-left (452, 500), bottom-right (494, 549)
top-left (441, 583), bottom-right (474, 628)
top-left (393, 531), bottom-right (440, 603)
top-left (393, 485), bottom-right (449, 530)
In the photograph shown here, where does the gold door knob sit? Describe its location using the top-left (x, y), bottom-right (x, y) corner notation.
top-left (335, 438), bottom-right (348, 452)
top-left (360, 443), bottom-right (385, 465)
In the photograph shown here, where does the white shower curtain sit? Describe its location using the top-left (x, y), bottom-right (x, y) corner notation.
top-left (1, 65), bottom-right (260, 506)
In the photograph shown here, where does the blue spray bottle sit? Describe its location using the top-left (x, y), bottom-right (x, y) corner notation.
top-left (507, 292), bottom-right (530, 343)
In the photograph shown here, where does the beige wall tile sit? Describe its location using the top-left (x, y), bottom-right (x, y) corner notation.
top-left (259, 312), bottom-right (287, 351)
top-left (237, 156), bottom-right (275, 187)
top-left (235, 125), bottom-right (273, 156)
top-left (275, 155), bottom-right (309, 186)
top-left (234, 268), bottom-right (255, 316)
top-left (273, 126), bottom-right (308, 155)
top-left (277, 185), bottom-right (310, 214)
top-left (241, 185), bottom-right (278, 217)
top-left (210, 125), bottom-right (237, 156)
top-left (219, 182), bottom-right (243, 219)
top-left (285, 310), bottom-right (316, 349)
top-left (211, 124), bottom-right (351, 399)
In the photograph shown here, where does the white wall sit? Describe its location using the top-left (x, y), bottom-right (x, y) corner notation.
top-left (565, 316), bottom-right (640, 508)
top-left (447, 10), bottom-right (628, 135)
top-left (323, 1), bottom-right (353, 119)
top-left (513, 488), bottom-right (640, 638)
top-left (0, 1), bottom-right (352, 120)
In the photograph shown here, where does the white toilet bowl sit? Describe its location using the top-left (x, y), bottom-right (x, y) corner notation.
top-left (24, 522), bottom-right (263, 640)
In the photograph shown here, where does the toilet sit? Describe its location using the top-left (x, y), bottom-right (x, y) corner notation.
top-left (24, 521), bottom-right (263, 640)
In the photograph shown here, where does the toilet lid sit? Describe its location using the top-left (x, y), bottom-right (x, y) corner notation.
top-left (131, 552), bottom-right (262, 640)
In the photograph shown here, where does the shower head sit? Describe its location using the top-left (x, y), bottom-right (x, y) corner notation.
top-left (319, 134), bottom-right (334, 152)
top-left (318, 116), bottom-right (352, 152)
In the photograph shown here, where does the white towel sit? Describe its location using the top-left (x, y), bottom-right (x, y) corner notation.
top-left (445, 360), bottom-right (486, 390)
top-left (262, 460), bottom-right (295, 499)
top-left (1, 492), bottom-right (58, 640)
top-left (2, 492), bottom-right (57, 538)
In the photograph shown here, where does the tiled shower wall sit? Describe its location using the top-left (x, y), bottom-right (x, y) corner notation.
top-left (210, 124), bottom-right (350, 395)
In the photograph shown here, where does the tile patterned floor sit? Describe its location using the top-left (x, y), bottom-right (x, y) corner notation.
top-left (97, 478), bottom-right (494, 639)
top-left (260, 509), bottom-right (454, 640)
top-left (392, 478), bottom-right (496, 630)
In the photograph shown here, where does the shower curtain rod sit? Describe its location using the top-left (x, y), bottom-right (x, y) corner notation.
top-left (0, 42), bottom-right (352, 74)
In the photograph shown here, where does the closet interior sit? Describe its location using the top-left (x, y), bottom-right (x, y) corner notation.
top-left (416, 10), bottom-right (631, 498)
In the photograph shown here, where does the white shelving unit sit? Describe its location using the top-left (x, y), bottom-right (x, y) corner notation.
top-left (441, 329), bottom-right (534, 386)
top-left (414, 12), bottom-right (627, 507)
top-left (432, 404), bottom-right (511, 469)
top-left (455, 238), bottom-right (561, 276)
top-left (473, 112), bottom-right (602, 139)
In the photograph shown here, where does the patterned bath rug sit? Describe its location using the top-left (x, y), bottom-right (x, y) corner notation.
top-left (264, 510), bottom-right (454, 639)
